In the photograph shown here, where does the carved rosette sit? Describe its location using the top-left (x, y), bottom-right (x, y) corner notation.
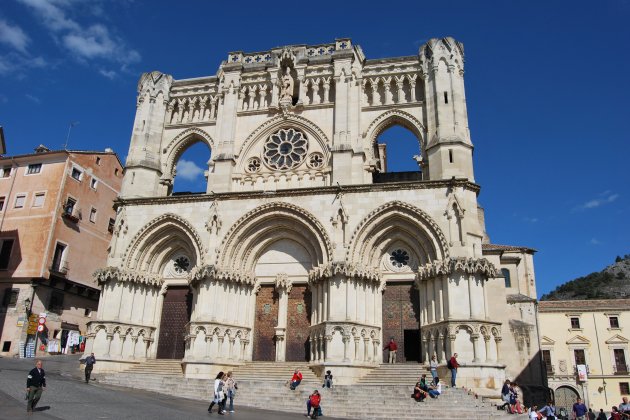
top-left (415, 257), bottom-right (498, 282)
top-left (93, 266), bottom-right (162, 287)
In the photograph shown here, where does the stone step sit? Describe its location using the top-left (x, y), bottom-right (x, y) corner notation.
top-left (96, 370), bottom-right (522, 419)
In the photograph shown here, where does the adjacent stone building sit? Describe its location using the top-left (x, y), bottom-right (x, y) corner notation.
top-left (539, 299), bottom-right (630, 412)
top-left (87, 37), bottom-right (543, 393)
top-left (0, 146), bottom-right (123, 356)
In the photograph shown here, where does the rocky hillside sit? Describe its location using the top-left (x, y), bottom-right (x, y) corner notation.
top-left (541, 255), bottom-right (630, 300)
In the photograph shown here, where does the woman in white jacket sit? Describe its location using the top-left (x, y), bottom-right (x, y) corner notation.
top-left (208, 371), bottom-right (226, 415)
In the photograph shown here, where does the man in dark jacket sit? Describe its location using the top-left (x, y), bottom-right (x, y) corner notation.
top-left (26, 359), bottom-right (46, 413)
top-left (84, 353), bottom-right (96, 383)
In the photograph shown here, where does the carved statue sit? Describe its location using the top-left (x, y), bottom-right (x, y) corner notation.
top-left (280, 68), bottom-right (294, 102)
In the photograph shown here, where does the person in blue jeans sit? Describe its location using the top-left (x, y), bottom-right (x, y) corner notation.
top-left (448, 353), bottom-right (459, 387)
top-left (225, 371), bottom-right (237, 413)
top-left (428, 377), bottom-right (442, 398)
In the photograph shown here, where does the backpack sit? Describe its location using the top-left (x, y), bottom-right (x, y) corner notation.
top-left (447, 359), bottom-right (453, 369)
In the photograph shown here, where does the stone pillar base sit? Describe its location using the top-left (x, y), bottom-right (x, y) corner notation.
top-left (309, 362), bottom-right (377, 385)
top-left (437, 363), bottom-right (506, 394)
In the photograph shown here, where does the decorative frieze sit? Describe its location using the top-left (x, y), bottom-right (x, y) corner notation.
top-left (188, 264), bottom-right (256, 286)
top-left (93, 266), bottom-right (162, 287)
top-left (415, 257), bottom-right (498, 281)
top-left (308, 261), bottom-right (381, 284)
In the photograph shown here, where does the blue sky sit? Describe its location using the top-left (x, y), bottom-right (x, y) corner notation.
top-left (1, 0), bottom-right (628, 297)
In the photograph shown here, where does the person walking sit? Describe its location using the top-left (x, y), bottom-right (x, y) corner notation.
top-left (208, 371), bottom-right (226, 415)
top-left (587, 408), bottom-right (596, 420)
top-left (384, 338), bottom-right (398, 363)
top-left (429, 355), bottom-right (438, 384)
top-left (84, 352), bottom-right (96, 384)
top-left (26, 359), bottom-right (46, 413)
top-left (573, 397), bottom-right (588, 420)
top-left (448, 353), bottom-right (459, 387)
top-left (225, 371), bottom-right (237, 413)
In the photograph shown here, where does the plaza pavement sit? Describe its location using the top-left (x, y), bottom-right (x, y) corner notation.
top-left (0, 354), bottom-right (337, 420)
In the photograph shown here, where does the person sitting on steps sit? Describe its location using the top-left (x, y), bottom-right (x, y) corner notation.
top-left (428, 376), bottom-right (442, 399)
top-left (413, 379), bottom-right (428, 402)
top-left (290, 369), bottom-right (303, 390)
top-left (323, 370), bottom-right (333, 389)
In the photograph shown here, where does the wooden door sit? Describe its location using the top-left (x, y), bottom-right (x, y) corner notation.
top-left (156, 286), bottom-right (191, 359)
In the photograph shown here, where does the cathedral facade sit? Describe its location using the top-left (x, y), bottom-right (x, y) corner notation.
top-left (86, 38), bottom-right (543, 391)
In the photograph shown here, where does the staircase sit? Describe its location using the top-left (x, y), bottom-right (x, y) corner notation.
top-left (97, 362), bottom-right (525, 419)
top-left (123, 359), bottom-right (183, 376)
top-left (356, 363), bottom-right (429, 385)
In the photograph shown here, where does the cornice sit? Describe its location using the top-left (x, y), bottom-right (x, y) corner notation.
top-left (415, 257), bottom-right (498, 281)
top-left (116, 179), bottom-right (481, 207)
top-left (93, 266), bottom-right (162, 287)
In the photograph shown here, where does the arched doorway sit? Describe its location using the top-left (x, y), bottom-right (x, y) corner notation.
top-left (382, 281), bottom-right (421, 362)
top-left (554, 386), bottom-right (580, 417)
top-left (156, 285), bottom-right (192, 359)
top-left (252, 238), bottom-right (313, 362)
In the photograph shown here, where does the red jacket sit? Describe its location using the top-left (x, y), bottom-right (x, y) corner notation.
top-left (385, 341), bottom-right (398, 351)
top-left (292, 372), bottom-right (303, 381)
top-left (450, 356), bottom-right (459, 369)
top-left (309, 393), bottom-right (321, 407)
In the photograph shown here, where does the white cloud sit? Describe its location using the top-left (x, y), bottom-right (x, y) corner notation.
top-left (523, 216), bottom-right (539, 223)
top-left (0, 53), bottom-right (47, 75)
top-left (17, 0), bottom-right (141, 66)
top-left (590, 238), bottom-right (601, 245)
top-left (25, 94), bottom-right (41, 103)
top-left (0, 20), bottom-right (31, 53)
top-left (575, 191), bottom-right (619, 211)
top-left (99, 69), bottom-right (117, 79)
top-left (176, 159), bottom-right (204, 182)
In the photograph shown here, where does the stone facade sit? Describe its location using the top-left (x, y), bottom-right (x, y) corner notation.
top-left (538, 299), bottom-right (630, 413)
top-left (86, 38), bottom-right (543, 392)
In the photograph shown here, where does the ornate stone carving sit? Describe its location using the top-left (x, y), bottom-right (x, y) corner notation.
top-left (415, 257), bottom-right (498, 281)
top-left (274, 273), bottom-right (292, 293)
top-left (93, 266), bottom-right (162, 286)
top-left (308, 262), bottom-right (381, 285)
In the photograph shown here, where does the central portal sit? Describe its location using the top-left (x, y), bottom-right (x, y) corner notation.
top-left (382, 282), bottom-right (421, 362)
top-left (156, 286), bottom-right (192, 359)
top-left (286, 285), bottom-right (311, 362)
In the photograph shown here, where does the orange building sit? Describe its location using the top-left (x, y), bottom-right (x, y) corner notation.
top-left (0, 145), bottom-right (122, 356)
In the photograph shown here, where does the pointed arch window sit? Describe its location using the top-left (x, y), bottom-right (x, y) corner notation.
top-left (501, 268), bottom-right (511, 288)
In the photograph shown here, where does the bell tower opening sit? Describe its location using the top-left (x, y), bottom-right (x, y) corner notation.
top-left (374, 125), bottom-right (424, 183)
top-left (171, 141), bottom-right (211, 195)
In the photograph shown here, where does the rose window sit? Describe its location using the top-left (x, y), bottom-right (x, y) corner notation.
top-left (307, 152), bottom-right (324, 169)
top-left (390, 249), bottom-right (410, 268)
top-left (263, 128), bottom-right (308, 171)
top-left (173, 256), bottom-right (190, 274)
top-left (246, 157), bottom-right (261, 173)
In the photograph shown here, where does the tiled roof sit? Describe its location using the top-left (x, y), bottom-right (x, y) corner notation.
top-left (538, 299), bottom-right (630, 312)
top-left (482, 243), bottom-right (537, 253)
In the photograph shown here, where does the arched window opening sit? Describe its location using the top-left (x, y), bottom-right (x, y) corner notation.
top-left (171, 141), bottom-right (211, 195)
top-left (501, 268), bottom-right (511, 288)
top-left (373, 125), bottom-right (423, 183)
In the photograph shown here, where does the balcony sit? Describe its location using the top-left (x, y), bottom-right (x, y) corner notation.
top-left (613, 364), bottom-right (629, 375)
top-left (61, 206), bottom-right (81, 223)
top-left (49, 261), bottom-right (69, 276)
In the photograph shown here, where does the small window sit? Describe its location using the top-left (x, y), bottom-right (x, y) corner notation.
top-left (610, 316), bottom-right (620, 329)
top-left (14, 195), bottom-right (26, 208)
top-left (0, 196), bottom-right (4, 211)
top-left (0, 239), bottom-right (14, 269)
top-left (501, 268), bottom-right (512, 288)
top-left (570, 317), bottom-right (581, 329)
top-left (444, 91), bottom-right (449, 104)
top-left (574, 349), bottom-right (586, 365)
top-left (108, 218), bottom-right (115, 233)
top-left (90, 178), bottom-right (98, 189)
top-left (0, 167), bottom-right (11, 178)
top-left (48, 290), bottom-right (64, 313)
top-left (114, 168), bottom-right (119, 176)
top-left (51, 243), bottom-right (66, 272)
top-left (2, 288), bottom-right (19, 308)
top-left (96, 157), bottom-right (101, 165)
top-left (71, 168), bottom-right (82, 181)
top-left (33, 193), bottom-right (45, 208)
top-left (89, 208), bottom-right (97, 223)
top-left (542, 349), bottom-right (553, 373)
top-left (448, 149), bottom-right (453, 163)
top-left (27, 163), bottom-right (42, 174)
top-left (84, 308), bottom-right (92, 317)
top-left (620, 382), bottom-right (629, 395)
top-left (1, 341), bottom-right (10, 352)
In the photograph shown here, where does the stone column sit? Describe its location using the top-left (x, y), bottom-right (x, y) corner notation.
top-left (471, 334), bottom-right (480, 363)
top-left (484, 336), bottom-right (491, 362)
top-left (354, 337), bottom-right (360, 362)
top-left (205, 335), bottom-right (213, 359)
top-left (436, 334), bottom-right (443, 363)
top-left (422, 336), bottom-right (429, 363)
top-left (429, 335), bottom-right (435, 358)
top-left (217, 335), bottom-right (224, 359)
top-left (363, 337), bottom-right (369, 362)
top-left (495, 337), bottom-right (502, 362)
top-left (229, 337), bottom-right (235, 360)
top-left (324, 335), bottom-right (331, 361)
top-left (274, 275), bottom-right (291, 362)
top-left (105, 334), bottom-right (113, 358)
top-left (342, 336), bottom-right (350, 362)
top-left (130, 336), bottom-right (138, 359)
